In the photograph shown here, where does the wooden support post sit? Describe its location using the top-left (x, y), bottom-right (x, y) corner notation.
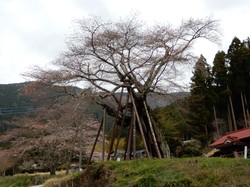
top-left (113, 93), bottom-right (130, 159)
top-left (132, 109), bottom-right (136, 160)
top-left (125, 117), bottom-right (134, 160)
top-left (79, 124), bottom-right (83, 169)
top-left (129, 90), bottom-right (151, 158)
top-left (88, 119), bottom-right (103, 165)
top-left (244, 146), bottom-right (248, 159)
top-left (123, 122), bottom-right (130, 160)
top-left (107, 87), bottom-right (124, 161)
top-left (143, 100), bottom-right (161, 158)
top-left (102, 108), bottom-right (106, 162)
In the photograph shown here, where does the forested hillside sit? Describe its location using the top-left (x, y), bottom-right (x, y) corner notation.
top-left (0, 82), bottom-right (188, 124)
top-left (0, 83), bottom-right (34, 132)
top-left (0, 83), bottom-right (33, 116)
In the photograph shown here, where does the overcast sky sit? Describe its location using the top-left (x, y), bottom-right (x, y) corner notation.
top-left (1, 0), bottom-right (250, 84)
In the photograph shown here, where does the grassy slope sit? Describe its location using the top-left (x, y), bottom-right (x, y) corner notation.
top-left (84, 158), bottom-right (250, 187)
top-left (0, 172), bottom-right (79, 187)
top-left (0, 173), bottom-right (51, 187)
top-left (1, 158), bottom-right (250, 186)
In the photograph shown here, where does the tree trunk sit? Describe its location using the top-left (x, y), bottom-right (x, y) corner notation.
top-left (229, 95), bottom-right (237, 130)
top-left (243, 92), bottom-right (249, 127)
top-left (132, 93), bottom-right (170, 158)
top-left (213, 105), bottom-right (219, 137)
top-left (227, 104), bottom-right (233, 132)
top-left (241, 91), bottom-right (248, 128)
top-left (102, 87), bottom-right (170, 159)
top-left (50, 166), bottom-right (56, 175)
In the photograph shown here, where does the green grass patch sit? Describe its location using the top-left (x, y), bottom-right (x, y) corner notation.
top-left (91, 158), bottom-right (250, 187)
top-left (43, 171), bottom-right (82, 187)
top-left (0, 171), bottom-right (82, 187)
top-left (1, 158), bottom-right (250, 187)
top-left (0, 173), bottom-right (50, 187)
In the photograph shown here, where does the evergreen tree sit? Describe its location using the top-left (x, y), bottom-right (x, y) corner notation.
top-left (243, 38), bottom-right (250, 96)
top-left (241, 38), bottom-right (250, 127)
top-left (211, 51), bottom-right (230, 132)
top-left (226, 37), bottom-right (249, 128)
top-left (227, 37), bottom-right (246, 92)
top-left (152, 100), bottom-right (189, 155)
top-left (188, 55), bottom-right (214, 146)
top-left (212, 51), bottom-right (228, 89)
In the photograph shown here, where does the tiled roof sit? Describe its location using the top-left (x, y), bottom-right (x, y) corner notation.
top-left (210, 127), bottom-right (250, 147)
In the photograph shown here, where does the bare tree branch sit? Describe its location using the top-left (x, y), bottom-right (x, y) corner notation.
top-left (24, 15), bottom-right (220, 106)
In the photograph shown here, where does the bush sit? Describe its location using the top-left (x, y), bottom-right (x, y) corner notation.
top-left (176, 140), bottom-right (202, 157)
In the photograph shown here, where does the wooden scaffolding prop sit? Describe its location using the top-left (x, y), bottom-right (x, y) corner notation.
top-left (88, 82), bottom-right (162, 164)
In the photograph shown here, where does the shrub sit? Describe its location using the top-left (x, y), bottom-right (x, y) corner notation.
top-left (176, 140), bottom-right (202, 157)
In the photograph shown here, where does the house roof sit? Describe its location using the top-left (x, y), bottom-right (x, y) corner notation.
top-left (210, 127), bottom-right (250, 148)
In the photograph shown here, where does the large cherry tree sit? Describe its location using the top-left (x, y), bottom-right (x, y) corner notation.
top-left (26, 15), bottom-right (220, 158)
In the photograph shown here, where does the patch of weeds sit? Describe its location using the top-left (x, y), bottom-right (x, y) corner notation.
top-left (90, 165), bottom-right (103, 179)
top-left (200, 162), bottom-right (208, 169)
top-left (0, 174), bottom-right (37, 187)
top-left (133, 175), bottom-right (158, 187)
top-left (193, 172), bottom-right (220, 187)
top-left (43, 171), bottom-right (82, 187)
top-left (163, 178), bottom-right (193, 187)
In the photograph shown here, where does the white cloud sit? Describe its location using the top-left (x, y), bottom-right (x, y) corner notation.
top-left (0, 0), bottom-right (249, 84)
top-left (106, 0), bottom-right (207, 24)
top-left (202, 0), bottom-right (250, 11)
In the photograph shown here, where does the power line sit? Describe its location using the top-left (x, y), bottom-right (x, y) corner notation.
top-left (0, 106), bottom-right (36, 116)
